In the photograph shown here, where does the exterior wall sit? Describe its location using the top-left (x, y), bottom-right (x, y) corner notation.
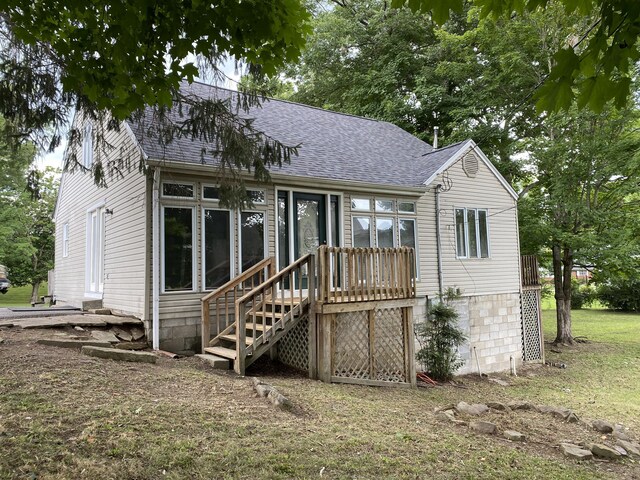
top-left (54, 119), bottom-right (148, 318)
top-left (413, 293), bottom-right (523, 376)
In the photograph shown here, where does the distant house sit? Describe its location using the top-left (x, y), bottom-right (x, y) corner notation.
top-left (53, 82), bottom-right (524, 382)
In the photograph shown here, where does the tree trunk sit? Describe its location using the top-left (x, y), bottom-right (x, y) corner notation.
top-left (552, 244), bottom-right (574, 345)
top-left (30, 281), bottom-right (41, 306)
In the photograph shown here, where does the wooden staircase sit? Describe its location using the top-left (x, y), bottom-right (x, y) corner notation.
top-left (201, 255), bottom-right (315, 375)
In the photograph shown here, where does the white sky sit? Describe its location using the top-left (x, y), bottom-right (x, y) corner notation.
top-left (39, 58), bottom-right (241, 171)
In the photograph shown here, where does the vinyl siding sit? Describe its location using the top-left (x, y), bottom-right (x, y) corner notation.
top-left (415, 148), bottom-right (521, 297)
top-left (54, 119), bottom-right (148, 317)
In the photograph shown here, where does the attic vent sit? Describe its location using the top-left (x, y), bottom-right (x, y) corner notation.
top-left (462, 151), bottom-right (479, 177)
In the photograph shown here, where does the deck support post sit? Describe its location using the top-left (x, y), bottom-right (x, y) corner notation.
top-left (308, 254), bottom-right (318, 379)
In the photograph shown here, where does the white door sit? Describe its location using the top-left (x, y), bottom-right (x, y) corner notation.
top-left (87, 207), bottom-right (105, 293)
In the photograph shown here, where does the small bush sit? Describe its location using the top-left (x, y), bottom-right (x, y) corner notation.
top-left (598, 278), bottom-right (640, 312)
top-left (571, 279), bottom-right (596, 310)
top-left (416, 290), bottom-right (467, 381)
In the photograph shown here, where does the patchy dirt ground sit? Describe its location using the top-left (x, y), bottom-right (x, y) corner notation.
top-left (0, 326), bottom-right (638, 480)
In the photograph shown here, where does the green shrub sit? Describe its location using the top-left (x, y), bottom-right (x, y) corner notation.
top-left (571, 279), bottom-right (596, 310)
top-left (416, 291), bottom-right (467, 381)
top-left (598, 278), bottom-right (640, 312)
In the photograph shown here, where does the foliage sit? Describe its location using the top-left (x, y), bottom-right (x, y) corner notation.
top-left (416, 291), bottom-right (467, 381)
top-left (570, 279), bottom-right (596, 310)
top-left (597, 277), bottom-right (640, 312)
top-left (392, 0), bottom-right (640, 113)
top-left (0, 0), bottom-right (311, 206)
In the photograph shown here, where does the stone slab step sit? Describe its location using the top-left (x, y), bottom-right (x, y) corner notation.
top-left (204, 346), bottom-right (237, 360)
top-left (90, 330), bottom-right (120, 343)
top-left (195, 353), bottom-right (230, 369)
top-left (81, 345), bottom-right (156, 363)
top-left (87, 308), bottom-right (112, 315)
top-left (37, 338), bottom-right (113, 349)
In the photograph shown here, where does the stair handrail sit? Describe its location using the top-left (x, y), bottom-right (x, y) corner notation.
top-left (201, 256), bottom-right (275, 354)
top-left (234, 253), bottom-right (314, 374)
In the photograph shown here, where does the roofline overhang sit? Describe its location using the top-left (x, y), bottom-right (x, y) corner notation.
top-left (422, 140), bottom-right (519, 201)
top-left (145, 157), bottom-right (427, 197)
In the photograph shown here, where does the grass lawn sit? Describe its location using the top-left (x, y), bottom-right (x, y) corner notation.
top-left (0, 283), bottom-right (48, 308)
top-left (0, 308), bottom-right (638, 479)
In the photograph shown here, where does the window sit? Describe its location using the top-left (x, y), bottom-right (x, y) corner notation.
top-left (202, 185), bottom-right (220, 201)
top-left (376, 218), bottom-right (395, 247)
top-left (400, 218), bottom-right (418, 275)
top-left (203, 209), bottom-right (232, 290)
top-left (162, 183), bottom-right (194, 199)
top-left (398, 201), bottom-right (416, 214)
top-left (455, 208), bottom-right (489, 259)
top-left (86, 206), bottom-right (105, 294)
top-left (351, 198), bottom-right (371, 211)
top-left (352, 216), bottom-right (371, 247)
top-left (163, 207), bottom-right (195, 291)
top-left (240, 211), bottom-right (265, 272)
top-left (247, 189), bottom-right (266, 205)
top-left (82, 123), bottom-right (93, 168)
top-left (62, 223), bottom-right (69, 258)
top-left (375, 199), bottom-right (394, 212)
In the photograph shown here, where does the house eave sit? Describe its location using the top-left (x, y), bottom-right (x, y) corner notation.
top-left (145, 158), bottom-right (426, 197)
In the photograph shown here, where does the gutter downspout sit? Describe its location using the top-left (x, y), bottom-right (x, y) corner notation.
top-left (435, 184), bottom-right (444, 298)
top-left (152, 167), bottom-right (161, 350)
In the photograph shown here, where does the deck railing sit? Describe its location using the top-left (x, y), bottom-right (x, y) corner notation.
top-left (201, 256), bottom-right (276, 353)
top-left (317, 246), bottom-right (416, 304)
top-left (521, 255), bottom-right (540, 287)
top-left (234, 254), bottom-right (314, 374)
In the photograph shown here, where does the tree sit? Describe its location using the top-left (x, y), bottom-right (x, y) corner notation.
top-left (0, 1), bottom-right (311, 207)
top-left (392, 0), bottom-right (640, 113)
top-left (1, 168), bottom-right (57, 304)
top-left (520, 106), bottom-right (640, 344)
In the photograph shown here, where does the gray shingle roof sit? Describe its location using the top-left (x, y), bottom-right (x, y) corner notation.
top-left (128, 81), bottom-right (469, 189)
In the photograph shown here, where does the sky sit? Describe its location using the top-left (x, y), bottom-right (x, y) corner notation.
top-left (38, 58), bottom-right (242, 171)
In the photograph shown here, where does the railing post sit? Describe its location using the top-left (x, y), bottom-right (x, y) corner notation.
top-left (308, 254), bottom-right (318, 379)
top-left (201, 300), bottom-right (210, 354)
top-left (235, 301), bottom-right (246, 375)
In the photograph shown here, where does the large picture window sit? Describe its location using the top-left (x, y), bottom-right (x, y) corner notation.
top-left (240, 211), bottom-right (265, 272)
top-left (203, 209), bottom-right (232, 290)
top-left (455, 208), bottom-right (489, 259)
top-left (163, 207), bottom-right (194, 291)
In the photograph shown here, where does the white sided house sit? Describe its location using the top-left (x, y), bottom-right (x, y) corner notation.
top-left (54, 82), bottom-right (538, 385)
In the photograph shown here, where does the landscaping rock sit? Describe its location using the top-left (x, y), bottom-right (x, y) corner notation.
top-left (87, 308), bottom-right (112, 315)
top-left (74, 326), bottom-right (84, 332)
top-left (195, 353), bottom-right (229, 370)
top-left (612, 427), bottom-right (631, 442)
top-left (114, 342), bottom-right (148, 351)
top-left (111, 326), bottom-right (133, 342)
top-left (455, 401), bottom-right (489, 416)
top-left (37, 338), bottom-right (112, 349)
top-left (592, 420), bottom-right (614, 434)
top-left (255, 384), bottom-right (272, 397)
top-left (508, 401), bottom-right (535, 411)
top-left (487, 401), bottom-right (509, 411)
top-left (81, 345), bottom-right (156, 364)
top-left (130, 327), bottom-right (145, 341)
top-left (436, 410), bottom-right (456, 422)
top-left (90, 330), bottom-right (119, 343)
top-left (565, 412), bottom-right (580, 423)
top-left (614, 446), bottom-right (628, 457)
top-left (591, 443), bottom-right (622, 460)
top-left (503, 430), bottom-right (526, 442)
top-left (561, 443), bottom-right (593, 461)
top-left (0, 338), bottom-right (4, 344)
top-left (616, 439), bottom-right (640, 458)
top-left (470, 421), bottom-right (496, 435)
top-left (267, 389), bottom-right (291, 408)
top-left (536, 405), bottom-right (573, 420)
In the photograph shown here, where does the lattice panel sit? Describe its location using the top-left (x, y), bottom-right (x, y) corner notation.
top-left (373, 308), bottom-right (406, 382)
top-left (278, 313), bottom-right (309, 372)
top-left (333, 311), bottom-right (370, 379)
top-left (521, 289), bottom-right (543, 361)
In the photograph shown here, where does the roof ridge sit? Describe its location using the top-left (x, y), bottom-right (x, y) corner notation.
top-left (420, 139), bottom-right (467, 157)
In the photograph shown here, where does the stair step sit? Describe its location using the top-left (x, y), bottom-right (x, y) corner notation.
top-left (204, 346), bottom-right (237, 360)
top-left (246, 311), bottom-right (285, 318)
top-left (219, 334), bottom-right (254, 345)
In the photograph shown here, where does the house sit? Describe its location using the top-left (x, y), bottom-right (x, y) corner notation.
top-left (53, 81), bottom-right (526, 382)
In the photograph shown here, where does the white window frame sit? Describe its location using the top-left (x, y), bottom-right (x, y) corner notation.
top-left (455, 207), bottom-right (490, 259)
top-left (82, 122), bottom-right (93, 168)
top-left (399, 217), bottom-right (419, 278)
top-left (85, 201), bottom-right (105, 297)
top-left (237, 209), bottom-right (268, 273)
top-left (62, 222), bottom-right (69, 258)
top-left (161, 182), bottom-right (195, 200)
top-left (351, 197), bottom-right (372, 212)
top-left (161, 205), bottom-right (196, 293)
top-left (201, 207), bottom-right (234, 292)
top-left (375, 216), bottom-right (396, 248)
